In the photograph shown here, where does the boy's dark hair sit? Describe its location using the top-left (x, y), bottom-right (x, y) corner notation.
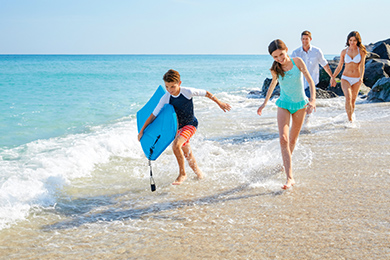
top-left (163, 69), bottom-right (181, 83)
top-left (301, 30), bottom-right (312, 39)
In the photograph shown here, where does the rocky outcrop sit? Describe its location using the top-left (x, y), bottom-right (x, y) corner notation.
top-left (363, 59), bottom-right (390, 87)
top-left (367, 77), bottom-right (390, 102)
top-left (316, 88), bottom-right (338, 99)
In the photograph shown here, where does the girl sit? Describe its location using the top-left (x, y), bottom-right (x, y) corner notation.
top-left (257, 39), bottom-right (316, 189)
top-left (332, 31), bottom-right (367, 122)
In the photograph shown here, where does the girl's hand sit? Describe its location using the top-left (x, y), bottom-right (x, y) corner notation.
top-left (219, 102), bottom-right (231, 112)
top-left (305, 100), bottom-right (316, 114)
top-left (257, 103), bottom-right (266, 116)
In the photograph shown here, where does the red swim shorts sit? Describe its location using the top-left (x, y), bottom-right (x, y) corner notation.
top-left (177, 125), bottom-right (197, 146)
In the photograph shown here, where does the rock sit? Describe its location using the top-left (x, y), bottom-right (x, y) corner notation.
top-left (327, 82), bottom-right (344, 96)
top-left (247, 90), bottom-right (262, 99)
top-left (316, 88), bottom-right (338, 99)
top-left (363, 59), bottom-right (390, 87)
top-left (359, 83), bottom-right (371, 96)
top-left (367, 77), bottom-right (390, 102)
top-left (366, 52), bottom-right (381, 60)
top-left (261, 78), bottom-right (280, 98)
top-left (370, 42), bottom-right (390, 60)
top-left (366, 38), bottom-right (390, 53)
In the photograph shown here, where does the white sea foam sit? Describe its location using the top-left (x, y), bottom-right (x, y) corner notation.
top-left (0, 118), bottom-right (142, 229)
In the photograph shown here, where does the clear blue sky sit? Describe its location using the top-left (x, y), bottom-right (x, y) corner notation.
top-left (1, 0), bottom-right (389, 55)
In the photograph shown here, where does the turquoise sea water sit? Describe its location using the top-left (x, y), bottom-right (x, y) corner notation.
top-left (0, 55), bottom-right (271, 148)
top-left (1, 54), bottom-right (275, 229)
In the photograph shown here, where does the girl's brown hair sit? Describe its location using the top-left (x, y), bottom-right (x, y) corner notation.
top-left (346, 31), bottom-right (367, 55)
top-left (268, 39), bottom-right (288, 78)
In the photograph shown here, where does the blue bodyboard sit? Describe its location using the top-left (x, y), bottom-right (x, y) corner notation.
top-left (137, 85), bottom-right (177, 161)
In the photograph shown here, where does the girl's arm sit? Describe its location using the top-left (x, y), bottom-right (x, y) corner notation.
top-left (257, 70), bottom-right (278, 116)
top-left (138, 113), bottom-right (156, 141)
top-left (294, 57), bottom-right (316, 114)
top-left (206, 91), bottom-right (231, 112)
top-left (331, 50), bottom-right (346, 87)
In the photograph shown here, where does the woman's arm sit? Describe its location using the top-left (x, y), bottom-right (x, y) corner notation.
top-left (359, 50), bottom-right (366, 81)
top-left (331, 50), bottom-right (346, 86)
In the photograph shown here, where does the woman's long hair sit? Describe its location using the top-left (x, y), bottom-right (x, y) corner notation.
top-left (268, 39), bottom-right (288, 78)
top-left (346, 31), bottom-right (367, 55)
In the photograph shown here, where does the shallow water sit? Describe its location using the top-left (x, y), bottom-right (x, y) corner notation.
top-left (1, 100), bottom-right (389, 259)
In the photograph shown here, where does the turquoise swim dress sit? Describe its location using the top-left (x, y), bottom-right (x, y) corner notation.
top-left (275, 59), bottom-right (309, 114)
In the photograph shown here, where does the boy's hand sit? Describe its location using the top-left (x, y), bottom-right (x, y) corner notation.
top-left (219, 102), bottom-right (231, 112)
top-left (138, 132), bottom-right (143, 141)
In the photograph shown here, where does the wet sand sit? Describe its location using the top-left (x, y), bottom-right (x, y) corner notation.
top-left (129, 112), bottom-right (390, 259)
top-left (1, 103), bottom-right (390, 259)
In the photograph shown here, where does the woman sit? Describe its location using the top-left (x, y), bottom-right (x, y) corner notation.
top-left (258, 39), bottom-right (316, 189)
top-left (332, 31), bottom-right (367, 122)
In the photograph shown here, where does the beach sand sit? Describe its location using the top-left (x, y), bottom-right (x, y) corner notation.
top-left (123, 104), bottom-right (390, 259)
top-left (1, 102), bottom-right (390, 259)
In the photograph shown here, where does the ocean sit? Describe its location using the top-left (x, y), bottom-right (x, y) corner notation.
top-left (1, 55), bottom-right (389, 259)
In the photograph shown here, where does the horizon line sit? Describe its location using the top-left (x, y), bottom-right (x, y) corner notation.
top-left (0, 53), bottom-right (338, 56)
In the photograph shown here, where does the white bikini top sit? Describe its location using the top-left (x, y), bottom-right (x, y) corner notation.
top-left (344, 47), bottom-right (361, 64)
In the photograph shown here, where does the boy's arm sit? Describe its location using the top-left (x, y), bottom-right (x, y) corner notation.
top-left (205, 91), bottom-right (231, 112)
top-left (138, 113), bottom-right (156, 141)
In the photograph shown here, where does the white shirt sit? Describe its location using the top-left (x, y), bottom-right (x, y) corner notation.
top-left (152, 87), bottom-right (206, 117)
top-left (291, 45), bottom-right (328, 89)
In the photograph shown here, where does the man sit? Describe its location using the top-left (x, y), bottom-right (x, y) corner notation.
top-left (291, 31), bottom-right (336, 98)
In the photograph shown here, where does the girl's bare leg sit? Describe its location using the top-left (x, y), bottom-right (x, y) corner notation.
top-left (277, 108), bottom-right (294, 188)
top-left (277, 107), bottom-right (306, 189)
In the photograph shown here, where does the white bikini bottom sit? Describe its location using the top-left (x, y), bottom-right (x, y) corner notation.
top-left (341, 75), bottom-right (360, 86)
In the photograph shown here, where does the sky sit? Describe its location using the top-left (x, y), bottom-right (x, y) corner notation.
top-left (1, 0), bottom-right (389, 55)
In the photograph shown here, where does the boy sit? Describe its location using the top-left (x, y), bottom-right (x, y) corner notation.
top-left (138, 69), bottom-right (231, 185)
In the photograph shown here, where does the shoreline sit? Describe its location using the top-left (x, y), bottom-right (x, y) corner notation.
top-left (1, 102), bottom-right (389, 259)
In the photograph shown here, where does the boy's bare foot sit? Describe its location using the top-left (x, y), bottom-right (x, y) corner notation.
top-left (172, 175), bottom-right (187, 185)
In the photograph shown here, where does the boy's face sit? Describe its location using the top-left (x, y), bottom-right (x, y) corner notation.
top-left (165, 81), bottom-right (181, 96)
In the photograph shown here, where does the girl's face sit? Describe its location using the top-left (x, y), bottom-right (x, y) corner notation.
top-left (348, 36), bottom-right (358, 47)
top-left (271, 48), bottom-right (289, 65)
